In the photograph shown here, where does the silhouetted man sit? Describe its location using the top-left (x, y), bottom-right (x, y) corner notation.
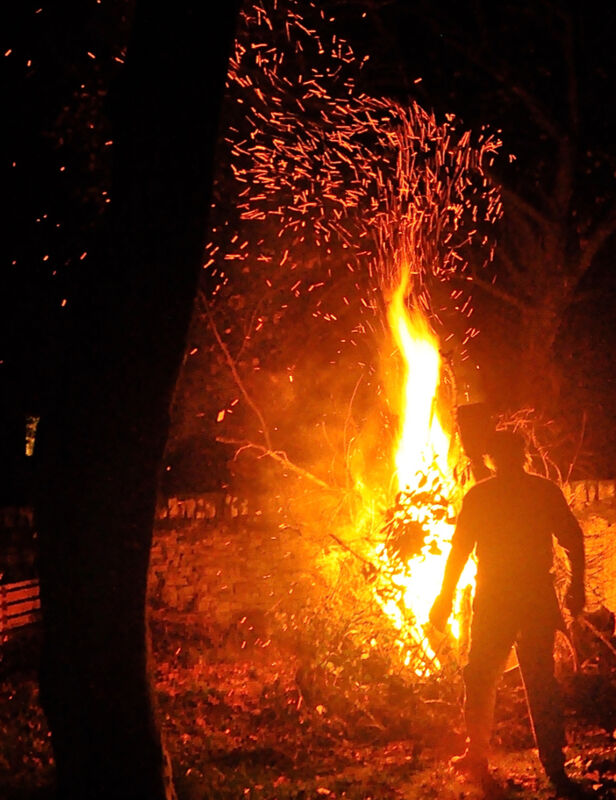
top-left (430, 430), bottom-right (585, 795)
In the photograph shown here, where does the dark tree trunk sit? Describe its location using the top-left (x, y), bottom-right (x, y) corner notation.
top-left (34, 3), bottom-right (239, 798)
top-left (516, 296), bottom-right (571, 412)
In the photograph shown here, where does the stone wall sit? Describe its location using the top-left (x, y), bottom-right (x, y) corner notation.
top-left (149, 481), bottom-right (616, 635)
top-left (564, 480), bottom-right (616, 611)
top-left (149, 494), bottom-right (333, 641)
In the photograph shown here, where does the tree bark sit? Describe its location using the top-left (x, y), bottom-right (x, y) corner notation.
top-left (516, 302), bottom-right (567, 409)
top-left (34, 3), bottom-right (239, 798)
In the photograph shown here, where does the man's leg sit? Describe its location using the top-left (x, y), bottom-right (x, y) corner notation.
top-left (459, 608), bottom-right (516, 770)
top-left (516, 623), bottom-right (566, 780)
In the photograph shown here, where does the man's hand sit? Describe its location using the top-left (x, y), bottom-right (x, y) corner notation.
top-left (565, 582), bottom-right (585, 617)
top-left (429, 593), bottom-right (453, 632)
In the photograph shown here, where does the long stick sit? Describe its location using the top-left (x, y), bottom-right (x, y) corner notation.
top-left (198, 291), bottom-right (273, 451)
top-left (215, 436), bottom-right (333, 491)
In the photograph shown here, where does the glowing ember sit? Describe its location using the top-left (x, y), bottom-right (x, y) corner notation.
top-left (206, 0), bottom-right (497, 675)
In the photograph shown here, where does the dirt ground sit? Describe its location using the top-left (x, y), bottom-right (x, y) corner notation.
top-left (2, 626), bottom-right (616, 800)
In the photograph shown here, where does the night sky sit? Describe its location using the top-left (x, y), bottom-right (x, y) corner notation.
top-left (3, 0), bottom-right (616, 499)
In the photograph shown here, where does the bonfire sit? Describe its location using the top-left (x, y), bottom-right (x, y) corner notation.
top-left (194, 0), bottom-right (501, 677)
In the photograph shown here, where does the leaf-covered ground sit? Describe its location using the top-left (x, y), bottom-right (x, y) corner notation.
top-left (2, 625), bottom-right (616, 799)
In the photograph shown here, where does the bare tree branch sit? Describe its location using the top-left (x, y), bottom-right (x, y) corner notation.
top-left (327, 530), bottom-right (378, 569)
top-left (564, 411), bottom-right (586, 485)
top-left (216, 436), bottom-right (335, 491)
top-left (417, 7), bottom-right (563, 141)
top-left (417, 2), bottom-right (565, 142)
top-left (492, 243), bottom-right (532, 296)
top-left (578, 616), bottom-right (616, 661)
top-left (343, 373), bottom-right (364, 489)
top-left (577, 202), bottom-right (616, 278)
top-left (198, 291), bottom-right (273, 451)
top-left (501, 187), bottom-right (553, 229)
top-left (562, 5), bottom-right (579, 136)
top-left (552, 136), bottom-right (575, 221)
top-left (463, 272), bottom-right (529, 312)
top-left (549, 16), bottom-right (578, 219)
top-left (508, 82), bottom-right (563, 140)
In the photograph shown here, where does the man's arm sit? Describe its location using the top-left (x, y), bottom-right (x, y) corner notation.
top-left (429, 501), bottom-right (475, 631)
top-left (551, 485), bottom-right (586, 616)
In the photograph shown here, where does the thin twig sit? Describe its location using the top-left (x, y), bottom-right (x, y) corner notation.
top-left (343, 372), bottom-right (364, 489)
top-left (215, 435), bottom-right (333, 491)
top-left (327, 531), bottom-right (378, 569)
top-left (465, 272), bottom-right (528, 312)
top-left (565, 411), bottom-right (587, 484)
top-left (578, 617), bottom-right (616, 661)
top-left (198, 291), bottom-right (272, 451)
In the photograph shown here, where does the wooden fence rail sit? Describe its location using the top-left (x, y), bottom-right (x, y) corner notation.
top-left (0, 579), bottom-right (41, 636)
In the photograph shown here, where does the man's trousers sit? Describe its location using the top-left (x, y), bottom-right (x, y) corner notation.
top-left (463, 603), bottom-right (565, 775)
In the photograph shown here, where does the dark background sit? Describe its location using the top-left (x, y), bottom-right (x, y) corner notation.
top-left (2, 0), bottom-right (616, 507)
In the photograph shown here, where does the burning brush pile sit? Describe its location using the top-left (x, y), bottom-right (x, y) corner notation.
top-left (178, 0), bottom-right (501, 683)
top-left (359, 276), bottom-right (477, 677)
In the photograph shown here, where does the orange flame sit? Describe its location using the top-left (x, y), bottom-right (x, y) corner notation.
top-left (388, 274), bottom-right (451, 494)
top-left (374, 270), bottom-right (475, 672)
